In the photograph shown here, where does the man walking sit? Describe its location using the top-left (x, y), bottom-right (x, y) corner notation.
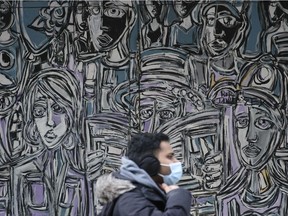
top-left (96, 133), bottom-right (191, 215)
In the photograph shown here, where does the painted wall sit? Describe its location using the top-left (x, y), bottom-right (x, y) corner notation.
top-left (0, 0), bottom-right (288, 215)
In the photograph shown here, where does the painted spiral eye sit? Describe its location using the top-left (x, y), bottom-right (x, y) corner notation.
top-left (0, 50), bottom-right (14, 70)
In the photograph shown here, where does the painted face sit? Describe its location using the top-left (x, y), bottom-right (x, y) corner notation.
top-left (87, 0), bottom-right (129, 51)
top-left (203, 5), bottom-right (242, 56)
top-left (173, 0), bottom-right (198, 18)
top-left (33, 90), bottom-right (69, 149)
top-left (145, 0), bottom-right (162, 18)
top-left (235, 104), bottom-right (280, 169)
top-left (139, 95), bottom-right (182, 132)
top-left (268, 1), bottom-right (279, 23)
top-left (0, 0), bottom-right (13, 31)
top-left (75, 1), bottom-right (89, 32)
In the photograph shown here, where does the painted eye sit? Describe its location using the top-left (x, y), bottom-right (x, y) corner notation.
top-left (33, 105), bottom-right (46, 118)
top-left (236, 116), bottom-right (249, 128)
top-left (76, 4), bottom-right (85, 14)
top-left (103, 8), bottom-right (125, 18)
top-left (140, 108), bottom-right (153, 120)
top-left (255, 117), bottom-right (274, 130)
top-left (91, 6), bottom-right (100, 15)
top-left (159, 110), bottom-right (174, 120)
top-left (0, 4), bottom-right (9, 14)
top-left (206, 15), bottom-right (215, 26)
top-left (0, 50), bottom-right (14, 70)
top-left (52, 103), bottom-right (65, 114)
top-left (218, 16), bottom-right (237, 27)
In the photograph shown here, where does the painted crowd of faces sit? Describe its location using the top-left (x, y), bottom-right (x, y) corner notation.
top-left (1, 0), bottom-right (288, 215)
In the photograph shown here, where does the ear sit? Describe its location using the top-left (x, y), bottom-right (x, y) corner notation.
top-left (138, 154), bottom-right (160, 176)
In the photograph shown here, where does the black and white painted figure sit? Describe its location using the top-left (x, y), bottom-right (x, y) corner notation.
top-left (217, 58), bottom-right (288, 216)
top-left (261, 1), bottom-right (288, 63)
top-left (0, 0), bottom-right (28, 164)
top-left (140, 0), bottom-right (168, 50)
top-left (186, 1), bottom-right (249, 99)
top-left (86, 0), bottom-right (136, 66)
top-left (73, 0), bottom-right (93, 58)
top-left (0, 0), bottom-right (26, 114)
top-left (156, 109), bottom-right (223, 215)
top-left (12, 69), bottom-right (88, 216)
top-left (83, 0), bottom-right (137, 116)
top-left (111, 48), bottom-right (204, 132)
top-left (169, 0), bottom-right (200, 52)
top-left (85, 112), bottom-right (132, 215)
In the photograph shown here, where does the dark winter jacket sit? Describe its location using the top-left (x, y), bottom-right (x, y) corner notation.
top-left (96, 157), bottom-right (192, 216)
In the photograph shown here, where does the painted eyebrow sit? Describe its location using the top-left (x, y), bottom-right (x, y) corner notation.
top-left (218, 11), bottom-right (232, 16)
top-left (35, 96), bottom-right (47, 101)
top-left (235, 113), bottom-right (248, 118)
top-left (255, 111), bottom-right (271, 118)
top-left (255, 111), bottom-right (264, 115)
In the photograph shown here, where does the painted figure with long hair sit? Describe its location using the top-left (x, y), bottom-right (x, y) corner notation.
top-left (12, 68), bottom-right (88, 216)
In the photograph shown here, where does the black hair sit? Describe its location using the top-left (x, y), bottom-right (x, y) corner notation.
top-left (127, 132), bottom-right (169, 166)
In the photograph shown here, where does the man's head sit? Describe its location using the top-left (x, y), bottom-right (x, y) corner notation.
top-left (127, 133), bottom-right (180, 183)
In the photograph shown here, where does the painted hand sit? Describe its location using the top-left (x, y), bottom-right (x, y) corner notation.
top-left (202, 152), bottom-right (223, 190)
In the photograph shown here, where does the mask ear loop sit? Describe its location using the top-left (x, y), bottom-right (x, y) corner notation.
top-left (158, 162), bottom-right (182, 176)
top-left (158, 164), bottom-right (170, 177)
top-left (158, 162), bottom-right (183, 185)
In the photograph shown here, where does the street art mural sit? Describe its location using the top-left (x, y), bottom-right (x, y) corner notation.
top-left (0, 0), bottom-right (288, 215)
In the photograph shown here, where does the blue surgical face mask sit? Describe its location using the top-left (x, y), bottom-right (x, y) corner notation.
top-left (158, 162), bottom-right (183, 185)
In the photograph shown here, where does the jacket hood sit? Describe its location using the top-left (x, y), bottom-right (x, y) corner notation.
top-left (95, 173), bottom-right (136, 204)
top-left (96, 157), bottom-right (165, 204)
top-left (119, 157), bottom-right (165, 196)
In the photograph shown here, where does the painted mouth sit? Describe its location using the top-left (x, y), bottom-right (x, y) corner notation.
top-left (180, 8), bottom-right (187, 14)
top-left (80, 22), bottom-right (88, 30)
top-left (44, 130), bottom-right (57, 143)
top-left (243, 145), bottom-right (261, 158)
top-left (97, 34), bottom-right (113, 47)
top-left (208, 39), bottom-right (228, 51)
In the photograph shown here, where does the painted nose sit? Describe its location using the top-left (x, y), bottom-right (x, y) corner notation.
top-left (46, 105), bottom-right (55, 127)
top-left (214, 20), bottom-right (225, 37)
top-left (246, 128), bottom-right (258, 143)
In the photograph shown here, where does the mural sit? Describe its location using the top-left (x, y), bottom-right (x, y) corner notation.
top-left (0, 0), bottom-right (288, 215)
